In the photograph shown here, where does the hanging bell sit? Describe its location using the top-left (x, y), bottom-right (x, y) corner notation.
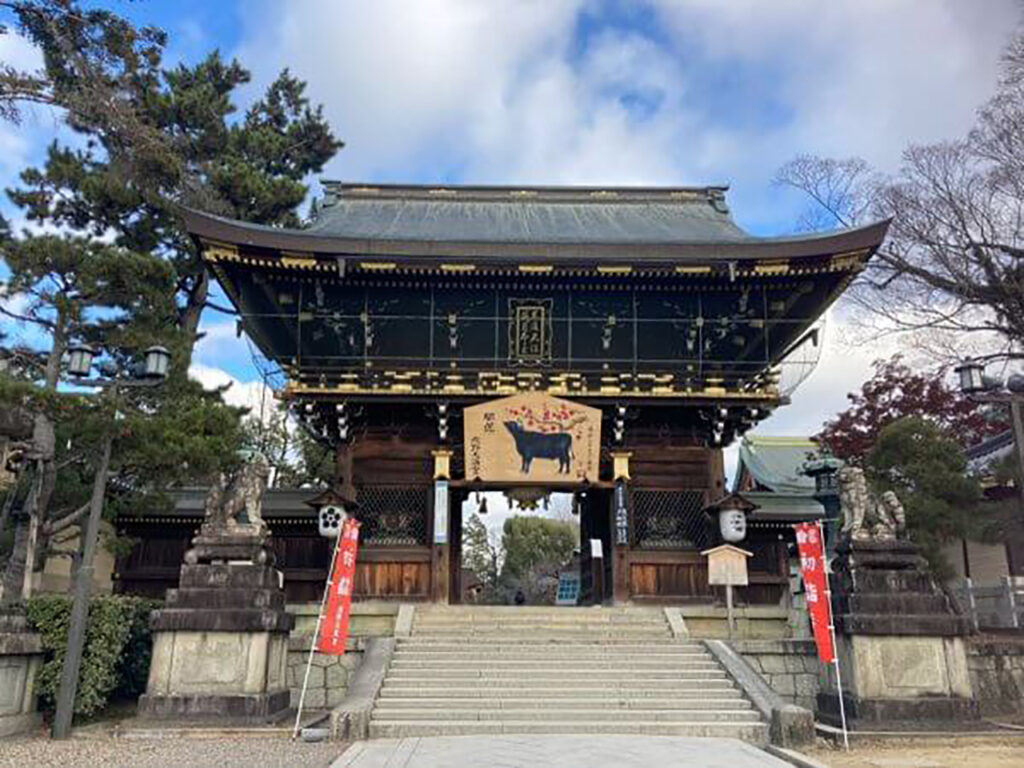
top-left (479, 494), bottom-right (489, 515)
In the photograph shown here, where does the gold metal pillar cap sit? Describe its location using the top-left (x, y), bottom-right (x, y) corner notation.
top-left (610, 451), bottom-right (633, 481)
top-left (431, 449), bottom-right (454, 480)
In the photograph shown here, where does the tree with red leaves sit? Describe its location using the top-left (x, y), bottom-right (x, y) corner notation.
top-left (816, 356), bottom-right (1005, 462)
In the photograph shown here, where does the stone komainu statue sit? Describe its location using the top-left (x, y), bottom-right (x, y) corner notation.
top-left (202, 452), bottom-right (272, 536)
top-left (838, 465), bottom-right (906, 542)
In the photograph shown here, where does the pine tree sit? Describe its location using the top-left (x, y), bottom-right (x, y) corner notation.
top-left (867, 418), bottom-right (982, 577)
top-left (0, 2), bottom-right (341, 598)
top-left (4, 2), bottom-right (342, 364)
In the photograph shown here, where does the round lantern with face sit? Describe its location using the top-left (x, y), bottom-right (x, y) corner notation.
top-left (719, 507), bottom-right (748, 543)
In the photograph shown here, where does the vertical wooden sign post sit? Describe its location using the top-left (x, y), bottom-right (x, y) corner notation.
top-left (701, 544), bottom-right (752, 639)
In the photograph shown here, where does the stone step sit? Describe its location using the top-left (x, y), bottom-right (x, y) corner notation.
top-left (385, 671), bottom-right (729, 684)
top-left (387, 667), bottom-right (724, 679)
top-left (371, 708), bottom-right (763, 723)
top-left (375, 611), bottom-right (763, 746)
top-left (411, 631), bottom-right (671, 640)
top-left (404, 633), bottom-right (682, 640)
top-left (373, 696), bottom-right (751, 710)
top-left (389, 659), bottom-right (720, 671)
top-left (368, 720), bottom-right (769, 741)
top-left (415, 610), bottom-right (663, 618)
top-left (413, 616), bottom-right (668, 626)
top-left (411, 622), bottom-right (667, 626)
top-left (396, 641), bottom-right (704, 652)
top-left (392, 654), bottom-right (711, 665)
top-left (389, 647), bottom-right (704, 659)
top-left (411, 626), bottom-right (671, 634)
top-left (380, 680), bottom-right (737, 696)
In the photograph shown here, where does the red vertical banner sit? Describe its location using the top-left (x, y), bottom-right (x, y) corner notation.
top-left (317, 519), bottom-right (360, 655)
top-left (793, 522), bottom-right (835, 663)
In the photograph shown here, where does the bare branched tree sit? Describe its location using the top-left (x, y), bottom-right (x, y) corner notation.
top-left (776, 27), bottom-right (1024, 366)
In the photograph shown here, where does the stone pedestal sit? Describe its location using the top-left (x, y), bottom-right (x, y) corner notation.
top-left (0, 608), bottom-right (43, 737)
top-left (817, 539), bottom-right (977, 727)
top-left (138, 527), bottom-right (294, 723)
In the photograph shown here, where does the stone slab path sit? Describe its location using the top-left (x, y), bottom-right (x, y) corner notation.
top-left (332, 734), bottom-right (792, 768)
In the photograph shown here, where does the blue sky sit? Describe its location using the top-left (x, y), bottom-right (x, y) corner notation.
top-left (0, 0), bottom-right (1020, 476)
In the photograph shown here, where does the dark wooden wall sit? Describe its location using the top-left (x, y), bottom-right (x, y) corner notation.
top-left (345, 411), bottom-right (436, 600)
top-left (612, 430), bottom-right (783, 605)
top-left (116, 406), bottom-right (787, 607)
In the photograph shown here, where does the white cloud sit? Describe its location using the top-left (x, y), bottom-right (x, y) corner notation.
top-left (238, 0), bottom-right (585, 181)
top-left (0, 31), bottom-right (51, 179)
top-left (651, 0), bottom-right (1018, 169)
top-left (236, 0), bottom-right (1017, 225)
top-left (188, 362), bottom-right (275, 415)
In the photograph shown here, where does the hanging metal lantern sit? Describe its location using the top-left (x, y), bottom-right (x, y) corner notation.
top-left (67, 344), bottom-right (95, 377)
top-left (954, 358), bottom-right (985, 394)
top-left (143, 346), bottom-right (171, 379)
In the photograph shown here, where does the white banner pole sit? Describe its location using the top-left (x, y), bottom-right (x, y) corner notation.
top-left (292, 526), bottom-right (344, 740)
top-left (818, 520), bottom-right (849, 751)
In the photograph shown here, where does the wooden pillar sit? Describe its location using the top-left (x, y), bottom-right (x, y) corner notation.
top-left (431, 450), bottom-right (452, 604)
top-left (611, 451), bottom-right (632, 605)
top-left (707, 447), bottom-right (726, 500)
top-left (449, 488), bottom-right (466, 604)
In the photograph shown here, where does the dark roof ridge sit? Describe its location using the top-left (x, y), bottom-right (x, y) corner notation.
top-left (319, 180), bottom-right (733, 204)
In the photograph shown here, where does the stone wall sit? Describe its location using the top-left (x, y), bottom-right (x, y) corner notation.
top-left (286, 638), bottom-right (361, 710)
top-left (286, 601), bottom-right (398, 710)
top-left (681, 605), bottom-right (792, 640)
top-left (967, 637), bottom-right (1024, 716)
top-left (734, 639), bottom-right (820, 711)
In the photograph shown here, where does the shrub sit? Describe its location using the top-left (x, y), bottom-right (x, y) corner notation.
top-left (24, 594), bottom-right (160, 719)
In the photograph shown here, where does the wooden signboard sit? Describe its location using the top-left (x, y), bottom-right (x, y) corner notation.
top-left (701, 544), bottom-right (753, 639)
top-left (463, 393), bottom-right (601, 484)
top-left (701, 544), bottom-right (753, 587)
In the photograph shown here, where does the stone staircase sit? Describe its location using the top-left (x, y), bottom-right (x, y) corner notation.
top-left (369, 606), bottom-right (767, 743)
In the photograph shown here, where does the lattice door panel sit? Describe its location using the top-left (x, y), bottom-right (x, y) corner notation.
top-left (632, 489), bottom-right (709, 549)
top-left (356, 486), bottom-right (430, 545)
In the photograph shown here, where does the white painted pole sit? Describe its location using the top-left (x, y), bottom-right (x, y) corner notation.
top-left (818, 520), bottom-right (849, 751)
top-left (292, 525), bottom-right (344, 740)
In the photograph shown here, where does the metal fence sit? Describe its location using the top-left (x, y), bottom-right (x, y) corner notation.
top-left (952, 577), bottom-right (1024, 631)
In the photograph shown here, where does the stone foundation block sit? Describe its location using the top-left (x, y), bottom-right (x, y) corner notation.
top-left (0, 611), bottom-right (44, 738)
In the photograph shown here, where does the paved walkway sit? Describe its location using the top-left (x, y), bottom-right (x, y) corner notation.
top-left (332, 735), bottom-right (792, 767)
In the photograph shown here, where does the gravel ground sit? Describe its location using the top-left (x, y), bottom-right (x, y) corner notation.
top-left (0, 735), bottom-right (348, 768)
top-left (805, 737), bottom-right (1024, 768)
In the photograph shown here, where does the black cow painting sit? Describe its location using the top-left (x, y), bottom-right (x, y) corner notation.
top-left (464, 393), bottom-right (601, 483)
top-left (504, 421), bottom-right (574, 473)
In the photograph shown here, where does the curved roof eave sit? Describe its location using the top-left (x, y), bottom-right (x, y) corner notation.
top-left (181, 207), bottom-right (891, 264)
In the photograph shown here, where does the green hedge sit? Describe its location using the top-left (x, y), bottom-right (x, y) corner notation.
top-left (24, 594), bottom-right (160, 719)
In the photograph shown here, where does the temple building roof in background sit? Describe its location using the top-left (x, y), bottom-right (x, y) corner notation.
top-left (116, 487), bottom-right (321, 523)
top-left (744, 491), bottom-right (823, 522)
top-left (965, 429), bottom-right (1014, 474)
top-left (734, 435), bottom-right (818, 496)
